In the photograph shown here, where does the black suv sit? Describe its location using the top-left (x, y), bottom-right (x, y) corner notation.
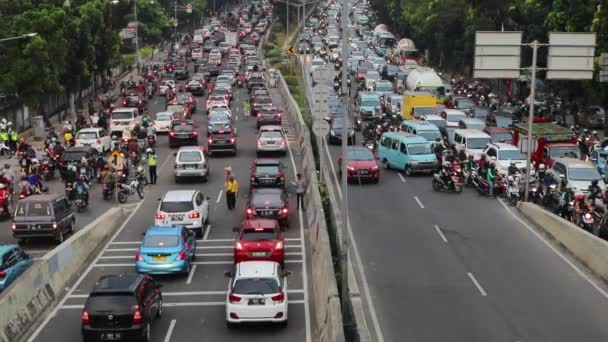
top-left (250, 159), bottom-right (286, 189)
top-left (245, 188), bottom-right (289, 228)
top-left (207, 130), bottom-right (237, 156)
top-left (82, 274), bottom-right (162, 342)
top-left (60, 147), bottom-right (99, 179)
top-left (169, 120), bottom-right (198, 148)
top-left (12, 194), bottom-right (75, 244)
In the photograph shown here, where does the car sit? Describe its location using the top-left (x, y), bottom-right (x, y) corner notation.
top-left (328, 117), bottom-right (355, 145)
top-left (0, 245), bottom-right (33, 292)
top-left (440, 109), bottom-right (468, 127)
top-left (169, 120), bottom-right (198, 148)
top-left (451, 96), bottom-right (476, 116)
top-left (81, 274), bottom-right (162, 342)
top-left (109, 107), bottom-right (139, 133)
top-left (225, 261), bottom-right (290, 328)
top-left (549, 158), bottom-right (605, 196)
top-left (250, 88), bottom-right (270, 102)
top-left (207, 129), bottom-right (237, 156)
top-left (483, 126), bottom-right (514, 144)
top-left (136, 225), bottom-right (197, 275)
top-left (166, 104), bottom-right (189, 119)
top-left (174, 66), bottom-right (189, 80)
top-left (256, 125), bottom-right (287, 155)
top-left (233, 219), bottom-right (285, 265)
top-left (75, 127), bottom-right (112, 153)
top-left (310, 57), bottom-right (326, 73)
top-left (191, 48), bottom-right (203, 60)
top-left (453, 129), bottom-right (492, 160)
top-left (256, 107), bottom-right (282, 128)
top-left (153, 111), bottom-right (175, 133)
top-left (250, 158), bottom-right (286, 189)
top-left (155, 190), bottom-right (210, 237)
top-left (175, 92), bottom-right (197, 112)
top-left (246, 188), bottom-right (289, 227)
top-left (186, 80), bottom-right (205, 96)
top-left (207, 112), bottom-right (232, 135)
top-left (122, 93), bottom-right (146, 110)
top-left (59, 146), bottom-right (99, 178)
top-left (12, 194), bottom-right (75, 244)
top-left (483, 143), bottom-right (527, 177)
top-left (174, 146), bottom-right (209, 182)
top-left (338, 146), bottom-right (380, 183)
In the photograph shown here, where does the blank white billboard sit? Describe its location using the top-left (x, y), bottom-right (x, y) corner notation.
top-left (474, 31), bottom-right (522, 79)
top-left (547, 32), bottom-right (596, 80)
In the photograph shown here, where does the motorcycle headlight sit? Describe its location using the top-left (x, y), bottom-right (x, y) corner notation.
top-left (330, 129), bottom-right (335, 136)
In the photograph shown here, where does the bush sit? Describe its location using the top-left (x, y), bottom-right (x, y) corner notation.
top-left (140, 46), bottom-right (154, 60)
top-left (284, 75), bottom-right (298, 87)
top-left (122, 54), bottom-right (136, 66)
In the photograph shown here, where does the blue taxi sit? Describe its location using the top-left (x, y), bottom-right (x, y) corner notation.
top-left (136, 225), bottom-right (196, 275)
top-left (207, 111), bottom-right (232, 135)
top-left (0, 245), bottom-right (33, 292)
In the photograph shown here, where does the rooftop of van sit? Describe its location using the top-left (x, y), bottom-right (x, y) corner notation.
top-left (402, 120), bottom-right (440, 130)
top-left (453, 128), bottom-right (490, 137)
top-left (383, 131), bottom-right (429, 142)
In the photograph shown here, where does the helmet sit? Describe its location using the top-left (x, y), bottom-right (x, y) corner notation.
top-left (507, 175), bottom-right (514, 182)
top-left (0, 183), bottom-right (5, 189)
top-left (510, 161), bottom-right (516, 167)
top-left (443, 161), bottom-right (452, 168)
top-left (51, 137), bottom-right (56, 143)
top-left (576, 194), bottom-right (585, 201)
top-left (19, 138), bottom-right (24, 144)
top-left (146, 148), bottom-right (153, 154)
top-left (538, 164), bottom-right (546, 171)
top-left (592, 179), bottom-right (599, 185)
top-left (593, 131), bottom-right (598, 135)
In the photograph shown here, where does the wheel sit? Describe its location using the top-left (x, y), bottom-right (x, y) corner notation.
top-left (1, 149), bottom-right (12, 159)
top-left (226, 321), bottom-right (238, 329)
top-left (142, 322), bottom-right (150, 342)
top-left (137, 185), bottom-right (144, 199)
top-left (156, 300), bottom-right (163, 318)
top-left (117, 191), bottom-right (128, 203)
top-left (382, 159), bottom-right (390, 169)
top-left (140, 177), bottom-right (148, 186)
top-left (404, 166), bottom-right (412, 176)
top-left (454, 185), bottom-right (463, 193)
top-left (55, 229), bottom-right (65, 244)
top-left (196, 227), bottom-right (203, 238)
top-left (184, 261), bottom-right (192, 276)
top-left (432, 179), bottom-right (441, 192)
top-left (510, 196), bottom-right (518, 206)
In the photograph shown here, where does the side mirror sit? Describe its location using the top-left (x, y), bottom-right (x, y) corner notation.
top-left (282, 269), bottom-right (292, 277)
top-left (232, 226), bottom-right (239, 232)
top-left (141, 232), bottom-right (146, 236)
top-left (157, 197), bottom-right (162, 201)
top-left (224, 271), bottom-right (234, 278)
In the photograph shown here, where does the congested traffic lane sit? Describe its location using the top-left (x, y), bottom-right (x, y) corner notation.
top-left (27, 57), bottom-right (312, 341)
top-left (301, 17), bottom-right (608, 342)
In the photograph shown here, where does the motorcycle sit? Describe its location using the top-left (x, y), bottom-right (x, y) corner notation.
top-left (137, 138), bottom-right (147, 152)
top-left (333, 80), bottom-right (340, 92)
top-left (0, 187), bottom-right (12, 218)
top-left (65, 181), bottom-right (74, 201)
top-left (0, 141), bottom-right (12, 159)
top-left (136, 165), bottom-right (148, 186)
top-left (41, 159), bottom-right (55, 181)
top-left (102, 182), bottom-right (115, 201)
top-left (578, 209), bottom-right (595, 234)
top-left (147, 133), bottom-right (156, 148)
top-left (73, 184), bottom-right (88, 212)
top-left (432, 172), bottom-right (463, 193)
top-left (506, 177), bottom-right (520, 206)
top-left (117, 177), bottom-right (144, 203)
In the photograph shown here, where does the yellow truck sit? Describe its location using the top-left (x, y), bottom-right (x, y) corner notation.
top-left (402, 91), bottom-right (437, 120)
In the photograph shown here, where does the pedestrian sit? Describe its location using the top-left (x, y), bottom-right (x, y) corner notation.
top-left (225, 175), bottom-right (238, 210)
top-left (146, 148), bottom-right (157, 184)
top-left (292, 173), bottom-right (306, 211)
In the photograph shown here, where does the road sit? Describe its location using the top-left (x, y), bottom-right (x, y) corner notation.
top-left (24, 45), bottom-right (313, 341)
top-left (301, 4), bottom-right (608, 341)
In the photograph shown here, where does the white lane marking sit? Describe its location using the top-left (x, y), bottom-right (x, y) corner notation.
top-left (110, 241), bottom-right (141, 245)
top-left (60, 300), bottom-right (306, 309)
top-left (398, 173), bottom-right (406, 183)
top-left (216, 190), bottom-right (223, 203)
top-left (467, 272), bottom-right (488, 296)
top-left (434, 225), bottom-right (448, 243)
top-left (163, 319), bottom-right (177, 342)
top-left (286, 131), bottom-right (312, 342)
top-left (27, 198), bottom-right (147, 342)
top-left (322, 135), bottom-right (386, 342)
top-left (498, 200), bottom-right (608, 299)
top-left (202, 224), bottom-right (211, 240)
top-left (414, 196), bottom-right (425, 209)
top-left (69, 289), bottom-right (305, 298)
top-left (94, 260), bottom-right (303, 267)
top-left (24, 249), bottom-right (51, 254)
top-left (186, 265), bottom-right (197, 285)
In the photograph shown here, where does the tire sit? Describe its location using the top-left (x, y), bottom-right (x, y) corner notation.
top-left (382, 159), bottom-right (390, 170)
top-left (140, 177), bottom-right (148, 186)
top-left (117, 191), bottom-right (128, 203)
top-left (432, 180), bottom-right (441, 192)
top-left (156, 300), bottom-right (163, 319)
top-left (142, 322), bottom-right (150, 342)
top-left (404, 166), bottom-right (412, 176)
top-left (511, 196), bottom-right (518, 206)
top-left (137, 185), bottom-right (144, 199)
top-left (454, 185), bottom-right (463, 193)
top-left (1, 149), bottom-right (11, 159)
top-left (56, 229), bottom-right (64, 244)
top-left (196, 226), bottom-right (203, 238)
top-left (184, 261), bottom-right (192, 276)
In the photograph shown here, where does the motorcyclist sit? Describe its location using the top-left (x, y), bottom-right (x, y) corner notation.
top-left (440, 161), bottom-right (453, 188)
top-left (559, 187), bottom-right (575, 218)
top-left (146, 124), bottom-right (156, 142)
top-left (574, 194), bottom-right (594, 226)
top-left (588, 179), bottom-right (602, 205)
top-left (487, 162), bottom-right (497, 198)
top-left (136, 126), bottom-right (147, 140)
top-left (26, 170), bottom-right (42, 193)
top-left (20, 175), bottom-right (36, 197)
top-left (537, 163), bottom-right (547, 182)
top-left (74, 173), bottom-right (90, 205)
top-left (457, 149), bottom-right (467, 162)
top-left (507, 161), bottom-right (520, 176)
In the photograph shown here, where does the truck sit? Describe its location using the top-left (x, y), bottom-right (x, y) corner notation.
top-left (405, 67), bottom-right (446, 103)
top-left (390, 38), bottom-right (423, 65)
top-left (372, 25), bottom-right (396, 57)
top-left (402, 91), bottom-right (437, 120)
top-left (512, 122), bottom-right (579, 168)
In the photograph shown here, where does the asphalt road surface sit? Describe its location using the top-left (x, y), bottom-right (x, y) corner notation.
top-left (301, 7), bottom-right (608, 341)
top-left (24, 48), bottom-right (313, 342)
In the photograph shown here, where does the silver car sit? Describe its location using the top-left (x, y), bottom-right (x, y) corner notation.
top-left (174, 146), bottom-right (209, 182)
top-left (256, 125), bottom-right (287, 156)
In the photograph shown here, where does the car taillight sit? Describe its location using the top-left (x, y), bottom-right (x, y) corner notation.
top-left (271, 291), bottom-right (285, 303)
top-left (230, 138), bottom-right (235, 143)
top-left (281, 207), bottom-right (288, 214)
top-left (123, 101), bottom-right (127, 105)
top-left (135, 253), bottom-right (143, 262)
top-left (275, 241), bottom-right (283, 250)
top-left (192, 131), bottom-right (198, 136)
top-left (246, 208), bottom-right (254, 215)
top-left (81, 311), bottom-right (90, 325)
top-left (208, 138), bottom-right (213, 144)
top-left (177, 250), bottom-right (186, 261)
top-left (132, 310), bottom-right (143, 324)
top-left (280, 139), bottom-right (285, 146)
top-left (52, 221), bottom-right (58, 229)
top-left (11, 223), bottom-right (16, 230)
top-left (156, 213), bottom-right (166, 220)
top-left (235, 242), bottom-right (243, 250)
top-left (169, 131), bottom-right (175, 136)
top-left (229, 293), bottom-right (241, 303)
top-left (257, 140), bottom-right (262, 146)
top-left (275, 113), bottom-right (282, 118)
top-left (257, 113), bottom-right (262, 118)
top-left (188, 212), bottom-right (200, 219)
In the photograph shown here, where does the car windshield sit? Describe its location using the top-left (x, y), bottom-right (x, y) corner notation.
top-left (361, 98), bottom-right (379, 107)
top-left (251, 193), bottom-right (282, 207)
top-left (447, 113), bottom-right (466, 122)
top-left (498, 150), bottom-right (526, 160)
top-left (425, 119), bottom-right (446, 128)
top-left (178, 151), bottom-right (202, 162)
top-left (457, 100), bottom-right (475, 109)
top-left (312, 59), bottom-right (324, 66)
top-left (261, 131), bottom-right (282, 139)
top-left (160, 201), bottom-right (194, 212)
top-left (172, 123), bottom-right (194, 132)
top-left (474, 108), bottom-right (490, 118)
top-left (407, 143), bottom-right (432, 155)
top-left (491, 132), bottom-right (513, 142)
top-left (376, 84), bottom-right (392, 92)
top-left (127, 96), bottom-right (139, 102)
top-left (232, 278), bottom-right (280, 295)
top-left (256, 165), bottom-right (279, 175)
top-left (111, 112), bottom-right (133, 120)
top-left (15, 202), bottom-right (51, 216)
top-left (550, 146), bottom-right (580, 159)
top-left (87, 293), bottom-right (137, 311)
top-left (417, 130), bottom-right (442, 142)
top-left (467, 137), bottom-right (491, 149)
top-left (347, 149), bottom-right (374, 161)
top-left (143, 235), bottom-right (179, 247)
top-left (242, 229), bottom-right (276, 241)
top-left (209, 114), bottom-right (228, 122)
top-left (156, 114), bottom-right (172, 121)
top-left (77, 132), bottom-right (97, 140)
top-left (63, 151), bottom-right (88, 161)
top-left (569, 167), bottom-right (602, 181)
top-left (413, 107), bottom-right (436, 116)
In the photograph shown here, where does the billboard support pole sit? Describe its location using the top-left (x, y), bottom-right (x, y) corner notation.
top-left (523, 40), bottom-right (538, 203)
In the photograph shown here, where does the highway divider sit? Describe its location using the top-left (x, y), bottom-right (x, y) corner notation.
top-left (518, 202), bottom-right (608, 284)
top-left (0, 207), bottom-right (128, 342)
top-left (272, 68), bottom-right (346, 342)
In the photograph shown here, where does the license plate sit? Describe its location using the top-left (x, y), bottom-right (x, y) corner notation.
top-left (152, 256), bottom-right (167, 262)
top-left (267, 141), bottom-right (275, 144)
top-left (261, 179), bottom-right (273, 184)
top-left (359, 170), bottom-right (369, 175)
top-left (251, 252), bottom-right (266, 257)
top-left (248, 298), bottom-right (265, 305)
top-left (186, 165), bottom-right (196, 169)
top-left (216, 140), bottom-right (226, 144)
top-left (263, 211), bottom-right (273, 216)
top-left (83, 144), bottom-right (91, 147)
top-left (101, 333), bottom-right (121, 340)
top-left (170, 215), bottom-right (184, 221)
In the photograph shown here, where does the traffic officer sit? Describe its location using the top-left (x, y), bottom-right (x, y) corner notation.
top-left (0, 128), bottom-right (9, 148)
top-left (146, 148), bottom-right (157, 184)
top-left (225, 176), bottom-right (238, 210)
top-left (9, 128), bottom-right (18, 152)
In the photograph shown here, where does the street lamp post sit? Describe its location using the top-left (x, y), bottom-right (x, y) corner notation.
top-left (133, 1), bottom-right (141, 69)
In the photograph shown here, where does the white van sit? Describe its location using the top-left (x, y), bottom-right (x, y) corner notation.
top-left (453, 129), bottom-right (491, 160)
top-left (109, 107), bottom-right (139, 133)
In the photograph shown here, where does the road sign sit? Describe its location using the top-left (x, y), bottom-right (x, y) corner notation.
top-left (186, 3), bottom-right (192, 13)
top-left (287, 45), bottom-right (296, 54)
top-left (474, 31), bottom-right (522, 79)
top-left (312, 119), bottom-right (330, 137)
top-left (601, 53), bottom-right (608, 68)
top-left (600, 70), bottom-right (608, 82)
top-left (547, 32), bottom-right (596, 80)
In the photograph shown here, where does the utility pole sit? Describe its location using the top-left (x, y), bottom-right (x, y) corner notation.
top-left (175, 0), bottom-right (178, 44)
top-left (523, 40), bottom-right (538, 203)
top-left (134, 0), bottom-right (141, 69)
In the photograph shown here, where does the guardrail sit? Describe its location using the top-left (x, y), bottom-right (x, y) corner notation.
top-left (0, 207), bottom-right (128, 342)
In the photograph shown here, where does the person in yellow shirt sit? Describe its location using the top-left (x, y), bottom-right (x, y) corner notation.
top-left (225, 176), bottom-right (238, 210)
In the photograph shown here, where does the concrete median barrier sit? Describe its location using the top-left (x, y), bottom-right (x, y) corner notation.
top-left (0, 207), bottom-right (128, 342)
top-left (518, 202), bottom-right (608, 284)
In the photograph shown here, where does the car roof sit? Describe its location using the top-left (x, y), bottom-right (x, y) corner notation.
top-left (19, 194), bottom-right (63, 202)
top-left (554, 158), bottom-right (595, 168)
top-left (78, 128), bottom-right (102, 133)
top-left (252, 188), bottom-right (283, 196)
top-left (260, 125), bottom-right (283, 132)
top-left (156, 111), bottom-right (173, 117)
top-left (422, 114), bottom-right (444, 120)
top-left (146, 225), bottom-right (182, 236)
top-left (444, 109), bottom-right (467, 115)
top-left (255, 158), bottom-right (280, 165)
top-left (487, 142), bottom-right (518, 150)
top-left (382, 131), bottom-right (427, 142)
top-left (92, 274), bottom-right (143, 293)
top-left (236, 260), bottom-right (279, 278)
top-left (402, 120), bottom-right (439, 129)
top-left (162, 190), bottom-right (196, 202)
top-left (484, 127), bottom-right (510, 132)
top-left (454, 129), bottom-right (490, 138)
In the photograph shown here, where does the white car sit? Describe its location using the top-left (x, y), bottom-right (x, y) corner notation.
top-left (154, 111), bottom-right (174, 133)
top-left (453, 129), bottom-right (492, 160)
top-left (257, 125), bottom-right (287, 155)
top-left (549, 158), bottom-right (605, 196)
top-left (483, 142), bottom-right (527, 176)
top-left (310, 57), bottom-right (326, 73)
top-left (75, 127), bottom-right (111, 153)
top-left (191, 48), bottom-right (203, 61)
top-left (159, 80), bottom-right (175, 96)
top-left (225, 261), bottom-right (290, 328)
top-left (155, 189), bottom-right (210, 238)
top-left (441, 109), bottom-right (468, 128)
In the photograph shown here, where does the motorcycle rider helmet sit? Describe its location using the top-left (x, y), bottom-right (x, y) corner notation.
top-left (50, 137), bottom-right (56, 143)
top-left (442, 161), bottom-right (452, 169)
top-left (592, 179), bottom-right (599, 186)
top-left (507, 175), bottom-right (514, 182)
top-left (575, 194), bottom-right (585, 201)
top-left (146, 147), bottom-right (153, 154)
top-left (538, 163), bottom-right (546, 171)
top-left (19, 138), bottom-right (24, 144)
top-left (0, 183), bottom-right (5, 189)
top-left (510, 161), bottom-right (516, 167)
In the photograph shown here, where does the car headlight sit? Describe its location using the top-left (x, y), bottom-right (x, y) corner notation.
top-left (410, 161), bottom-right (419, 165)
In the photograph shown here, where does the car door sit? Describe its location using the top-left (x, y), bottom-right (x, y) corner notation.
top-left (52, 199), bottom-right (66, 230)
top-left (15, 247), bottom-right (32, 275)
top-left (399, 142), bottom-right (410, 170)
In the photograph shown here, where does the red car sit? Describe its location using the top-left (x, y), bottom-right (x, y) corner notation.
top-left (338, 146), bottom-right (380, 183)
top-left (233, 218), bottom-right (285, 266)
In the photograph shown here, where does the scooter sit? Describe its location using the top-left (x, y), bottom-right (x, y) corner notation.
top-left (578, 209), bottom-right (595, 234)
top-left (117, 176), bottom-right (144, 203)
top-left (147, 133), bottom-right (156, 148)
top-left (506, 177), bottom-right (520, 206)
top-left (432, 172), bottom-right (463, 193)
top-left (0, 187), bottom-right (12, 218)
top-left (0, 141), bottom-right (12, 159)
top-left (102, 183), bottom-right (115, 201)
top-left (73, 184), bottom-right (88, 212)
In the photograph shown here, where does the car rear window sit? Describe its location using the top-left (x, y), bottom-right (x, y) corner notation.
top-left (232, 278), bottom-right (280, 295)
top-left (156, 114), bottom-right (172, 121)
top-left (160, 201), bottom-right (194, 212)
top-left (172, 123), bottom-right (194, 132)
top-left (111, 112), bottom-right (134, 120)
top-left (87, 293), bottom-right (137, 311)
top-left (77, 132), bottom-right (98, 140)
top-left (63, 151), bottom-right (88, 161)
top-left (242, 229), bottom-right (276, 241)
top-left (211, 131), bottom-right (231, 139)
top-left (255, 165), bottom-right (279, 175)
top-left (15, 202), bottom-right (51, 216)
top-left (143, 235), bottom-right (179, 247)
top-left (251, 193), bottom-right (282, 207)
top-left (260, 131), bottom-right (282, 139)
top-left (178, 151), bottom-right (202, 162)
